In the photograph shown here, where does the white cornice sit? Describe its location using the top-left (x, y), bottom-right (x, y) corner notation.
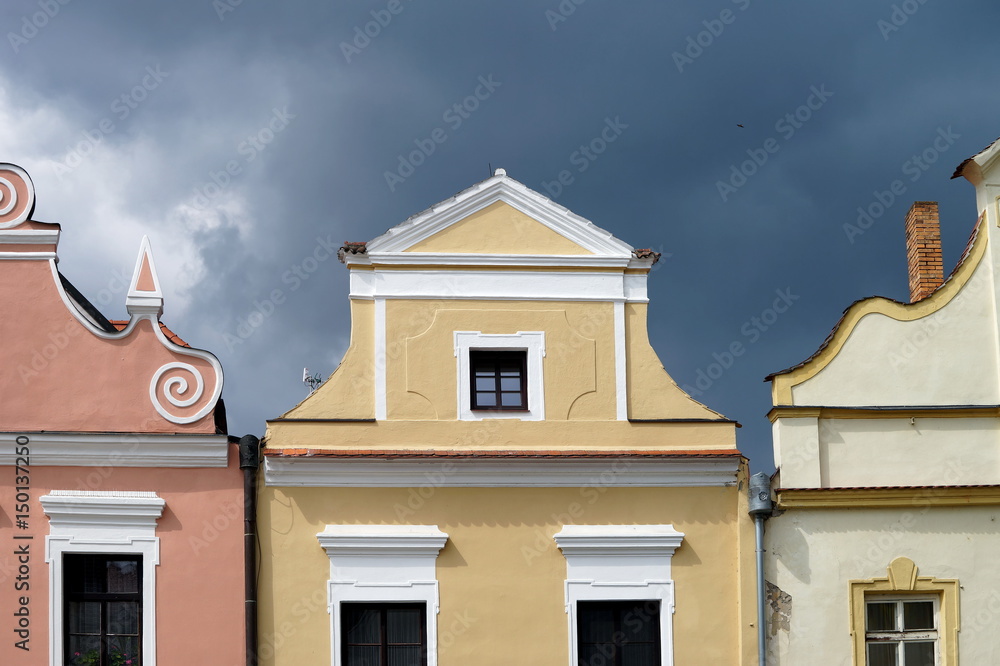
top-left (0, 229), bottom-right (59, 244)
top-left (365, 253), bottom-right (632, 268)
top-left (554, 524), bottom-right (685, 557)
top-left (264, 457), bottom-right (741, 487)
top-left (367, 175), bottom-right (635, 256)
top-left (317, 524), bottom-right (448, 557)
top-left (1, 432), bottom-right (230, 467)
top-left (40, 490), bottom-right (165, 535)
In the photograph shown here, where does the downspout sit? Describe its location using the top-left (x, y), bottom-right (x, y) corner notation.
top-left (239, 434), bottom-right (262, 666)
top-left (748, 471), bottom-right (774, 666)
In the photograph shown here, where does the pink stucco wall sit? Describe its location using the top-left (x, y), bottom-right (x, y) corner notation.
top-left (0, 452), bottom-right (246, 665)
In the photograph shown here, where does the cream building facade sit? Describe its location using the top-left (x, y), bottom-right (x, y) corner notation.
top-left (765, 138), bottom-right (1000, 665)
top-left (259, 171), bottom-right (757, 665)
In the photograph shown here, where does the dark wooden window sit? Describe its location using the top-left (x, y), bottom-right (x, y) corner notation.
top-left (341, 603), bottom-right (427, 666)
top-left (578, 600), bottom-right (661, 666)
top-left (470, 350), bottom-right (527, 410)
top-left (64, 554), bottom-right (142, 666)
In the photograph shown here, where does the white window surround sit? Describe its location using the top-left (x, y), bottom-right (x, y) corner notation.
top-left (554, 525), bottom-right (685, 666)
top-left (40, 490), bottom-right (165, 666)
top-left (317, 525), bottom-right (449, 666)
top-left (454, 330), bottom-right (545, 421)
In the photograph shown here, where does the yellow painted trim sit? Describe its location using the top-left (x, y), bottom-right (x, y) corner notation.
top-left (849, 557), bottom-right (959, 666)
top-left (623, 268), bottom-right (650, 275)
top-left (767, 406), bottom-right (1000, 423)
top-left (777, 486), bottom-right (1000, 509)
top-left (772, 212), bottom-right (988, 404)
top-left (347, 264), bottom-right (375, 271)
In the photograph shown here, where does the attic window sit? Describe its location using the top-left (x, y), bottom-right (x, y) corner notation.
top-left (454, 331), bottom-right (545, 421)
top-left (470, 351), bottom-right (527, 410)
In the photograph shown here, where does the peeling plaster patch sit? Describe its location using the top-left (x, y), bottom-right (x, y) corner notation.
top-left (765, 580), bottom-right (792, 635)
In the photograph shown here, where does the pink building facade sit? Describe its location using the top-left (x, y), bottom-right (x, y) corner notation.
top-left (0, 163), bottom-right (246, 665)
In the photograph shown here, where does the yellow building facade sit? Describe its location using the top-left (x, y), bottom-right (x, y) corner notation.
top-left (259, 171), bottom-right (757, 665)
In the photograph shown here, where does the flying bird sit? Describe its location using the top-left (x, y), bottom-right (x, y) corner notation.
top-left (737, 124), bottom-right (744, 128)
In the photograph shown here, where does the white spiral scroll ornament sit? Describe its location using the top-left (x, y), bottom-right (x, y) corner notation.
top-left (149, 362), bottom-right (211, 424)
top-left (0, 164), bottom-right (36, 229)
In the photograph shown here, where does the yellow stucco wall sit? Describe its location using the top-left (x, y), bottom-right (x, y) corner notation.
top-left (405, 201), bottom-right (594, 255)
top-left (257, 482), bottom-right (754, 665)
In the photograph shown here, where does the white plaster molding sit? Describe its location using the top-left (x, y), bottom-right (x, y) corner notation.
top-left (554, 525), bottom-right (685, 558)
top-left (40, 490), bottom-right (165, 535)
top-left (264, 457), bottom-right (742, 488)
top-left (0, 251), bottom-right (56, 260)
top-left (126, 235), bottom-right (164, 317)
top-left (317, 524), bottom-right (449, 558)
top-left (367, 253), bottom-right (632, 267)
top-left (375, 297), bottom-right (387, 420)
top-left (454, 331), bottom-right (545, 421)
top-left (348, 269), bottom-right (643, 303)
top-left (0, 229), bottom-right (59, 244)
top-left (366, 174), bottom-right (634, 257)
top-left (554, 525), bottom-right (684, 666)
top-left (614, 301), bottom-right (627, 420)
top-left (0, 432), bottom-right (230, 467)
top-left (42, 490), bottom-right (163, 666)
top-left (317, 525), bottom-right (448, 666)
top-left (0, 163), bottom-right (36, 229)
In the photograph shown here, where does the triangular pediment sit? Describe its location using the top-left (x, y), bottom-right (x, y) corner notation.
top-left (406, 201), bottom-right (594, 255)
top-left (365, 172), bottom-right (634, 263)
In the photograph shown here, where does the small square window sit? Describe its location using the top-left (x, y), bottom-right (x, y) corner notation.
top-left (470, 350), bottom-right (527, 411)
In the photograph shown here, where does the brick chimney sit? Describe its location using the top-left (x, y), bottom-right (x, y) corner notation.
top-left (904, 201), bottom-right (943, 302)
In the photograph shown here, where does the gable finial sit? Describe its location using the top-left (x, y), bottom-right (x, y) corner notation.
top-left (126, 235), bottom-right (164, 317)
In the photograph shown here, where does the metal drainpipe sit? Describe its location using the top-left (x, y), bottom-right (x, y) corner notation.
top-left (748, 471), bottom-right (774, 666)
top-left (239, 434), bottom-right (262, 666)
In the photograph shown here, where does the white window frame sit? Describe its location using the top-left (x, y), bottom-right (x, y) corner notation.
top-left (40, 490), bottom-right (165, 666)
top-left (554, 525), bottom-right (685, 666)
top-left (864, 594), bottom-right (940, 665)
top-left (317, 525), bottom-right (449, 666)
top-left (454, 331), bottom-right (545, 421)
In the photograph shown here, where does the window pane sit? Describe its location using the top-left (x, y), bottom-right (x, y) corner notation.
top-left (68, 601), bottom-right (101, 634)
top-left (388, 645), bottom-right (422, 666)
top-left (107, 601), bottom-right (139, 635)
top-left (344, 608), bottom-right (380, 644)
top-left (902, 601), bottom-right (934, 630)
top-left (903, 642), bottom-right (935, 666)
top-left (500, 377), bottom-right (521, 391)
top-left (108, 635), bottom-right (140, 665)
top-left (346, 646), bottom-right (380, 666)
top-left (475, 377), bottom-right (496, 391)
top-left (867, 642), bottom-right (898, 666)
top-left (578, 644), bottom-right (603, 666)
top-left (106, 559), bottom-right (139, 594)
top-left (500, 392), bottom-right (523, 407)
top-left (621, 643), bottom-right (661, 666)
top-left (68, 636), bottom-right (101, 665)
top-left (386, 607), bottom-right (422, 644)
top-left (867, 602), bottom-right (897, 631)
top-left (578, 605), bottom-right (615, 643)
top-left (475, 392), bottom-right (496, 407)
top-left (621, 601), bottom-right (659, 642)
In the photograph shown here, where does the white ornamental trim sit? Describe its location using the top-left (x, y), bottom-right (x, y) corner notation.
top-left (0, 432), bottom-right (229, 467)
top-left (264, 457), bottom-right (741, 487)
top-left (0, 164), bottom-right (35, 229)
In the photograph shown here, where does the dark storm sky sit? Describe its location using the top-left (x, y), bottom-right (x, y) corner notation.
top-left (3, 0), bottom-right (997, 470)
